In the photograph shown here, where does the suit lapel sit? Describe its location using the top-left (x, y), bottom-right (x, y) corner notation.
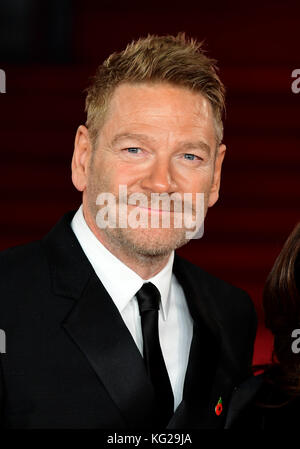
top-left (43, 211), bottom-right (157, 428)
top-left (62, 271), bottom-right (157, 428)
top-left (43, 211), bottom-right (241, 429)
top-left (224, 374), bottom-right (263, 428)
top-left (168, 254), bottom-right (239, 429)
top-left (167, 320), bottom-right (221, 429)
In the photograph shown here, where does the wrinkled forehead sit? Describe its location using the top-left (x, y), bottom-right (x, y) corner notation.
top-left (101, 82), bottom-right (217, 146)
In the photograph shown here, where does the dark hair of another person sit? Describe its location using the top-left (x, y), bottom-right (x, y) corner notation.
top-left (260, 223), bottom-right (300, 399)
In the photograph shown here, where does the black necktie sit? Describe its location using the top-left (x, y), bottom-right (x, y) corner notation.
top-left (136, 282), bottom-right (174, 427)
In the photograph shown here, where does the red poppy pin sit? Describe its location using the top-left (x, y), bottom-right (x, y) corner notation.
top-left (215, 397), bottom-right (223, 416)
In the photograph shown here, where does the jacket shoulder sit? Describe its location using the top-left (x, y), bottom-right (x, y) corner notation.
top-left (0, 240), bottom-right (45, 274)
top-left (174, 253), bottom-right (257, 379)
top-left (174, 253), bottom-right (254, 311)
top-left (0, 211), bottom-right (76, 280)
top-left (0, 240), bottom-right (49, 310)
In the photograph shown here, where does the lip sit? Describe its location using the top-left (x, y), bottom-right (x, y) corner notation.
top-left (125, 203), bottom-right (179, 213)
top-left (136, 206), bottom-right (174, 213)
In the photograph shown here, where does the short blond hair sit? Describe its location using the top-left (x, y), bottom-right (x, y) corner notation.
top-left (85, 33), bottom-right (225, 149)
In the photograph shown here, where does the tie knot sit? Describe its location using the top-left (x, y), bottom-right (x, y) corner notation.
top-left (136, 282), bottom-right (161, 314)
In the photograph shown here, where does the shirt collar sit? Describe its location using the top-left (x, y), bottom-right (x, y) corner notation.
top-left (71, 205), bottom-right (174, 320)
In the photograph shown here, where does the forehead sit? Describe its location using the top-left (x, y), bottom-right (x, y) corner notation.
top-left (101, 82), bottom-right (216, 144)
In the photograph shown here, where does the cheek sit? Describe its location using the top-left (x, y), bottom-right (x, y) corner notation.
top-left (87, 159), bottom-right (112, 195)
top-left (114, 162), bottom-right (144, 187)
top-left (89, 153), bottom-right (116, 188)
top-left (180, 169), bottom-right (214, 194)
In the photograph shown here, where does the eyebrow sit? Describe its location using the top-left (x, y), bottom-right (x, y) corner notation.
top-left (111, 133), bottom-right (154, 147)
top-left (111, 132), bottom-right (211, 155)
top-left (180, 141), bottom-right (211, 156)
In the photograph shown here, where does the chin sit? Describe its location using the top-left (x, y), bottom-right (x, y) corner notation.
top-left (116, 227), bottom-right (189, 256)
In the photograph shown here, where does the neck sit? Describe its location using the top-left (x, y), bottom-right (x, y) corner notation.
top-left (82, 206), bottom-right (171, 280)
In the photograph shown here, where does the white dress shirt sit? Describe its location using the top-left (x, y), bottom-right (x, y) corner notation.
top-left (71, 205), bottom-right (193, 410)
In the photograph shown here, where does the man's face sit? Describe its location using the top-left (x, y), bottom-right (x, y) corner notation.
top-left (73, 82), bottom-right (226, 258)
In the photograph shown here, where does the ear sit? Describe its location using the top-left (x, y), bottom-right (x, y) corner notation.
top-left (208, 144), bottom-right (226, 208)
top-left (71, 125), bottom-right (92, 192)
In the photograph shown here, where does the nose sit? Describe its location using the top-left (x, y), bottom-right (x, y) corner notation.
top-left (140, 157), bottom-right (177, 193)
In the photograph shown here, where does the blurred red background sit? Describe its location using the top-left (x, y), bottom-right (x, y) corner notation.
top-left (0, 0), bottom-right (299, 366)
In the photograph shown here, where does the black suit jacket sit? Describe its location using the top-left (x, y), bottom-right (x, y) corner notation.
top-left (0, 211), bottom-right (257, 429)
top-left (225, 373), bottom-right (300, 429)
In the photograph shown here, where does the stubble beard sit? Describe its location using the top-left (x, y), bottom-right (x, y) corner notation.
top-left (86, 173), bottom-right (191, 262)
top-left (103, 224), bottom-right (190, 259)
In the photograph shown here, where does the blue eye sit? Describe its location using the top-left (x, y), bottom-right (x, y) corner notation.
top-left (184, 153), bottom-right (197, 160)
top-left (127, 147), bottom-right (141, 154)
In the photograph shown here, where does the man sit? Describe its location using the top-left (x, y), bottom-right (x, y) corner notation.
top-left (0, 34), bottom-right (257, 429)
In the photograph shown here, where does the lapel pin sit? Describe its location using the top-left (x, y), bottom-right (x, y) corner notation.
top-left (215, 396), bottom-right (223, 416)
